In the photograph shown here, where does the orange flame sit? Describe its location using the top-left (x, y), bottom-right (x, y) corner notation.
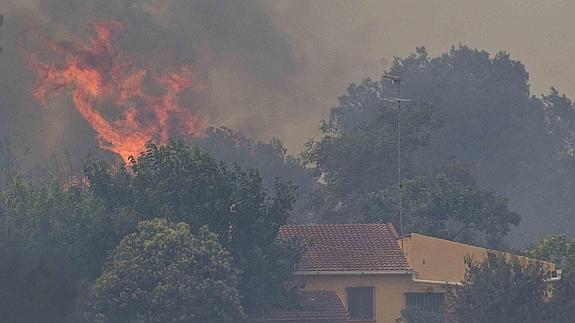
top-left (26, 21), bottom-right (206, 161)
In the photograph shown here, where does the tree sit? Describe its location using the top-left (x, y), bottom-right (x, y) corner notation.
top-left (306, 45), bottom-right (575, 241)
top-left (527, 235), bottom-right (574, 267)
top-left (542, 88), bottom-right (575, 162)
top-left (303, 78), bottom-right (434, 221)
top-left (386, 46), bottom-right (575, 241)
top-left (89, 219), bottom-right (243, 322)
top-left (0, 175), bottom-right (129, 280)
top-left (527, 235), bottom-right (575, 322)
top-left (400, 308), bottom-right (444, 323)
top-left (191, 127), bottom-right (314, 195)
top-left (190, 127), bottom-right (316, 223)
top-left (0, 177), bottom-right (94, 322)
top-left (0, 136), bottom-right (16, 190)
top-left (0, 236), bottom-right (77, 323)
top-left (452, 252), bottom-right (551, 323)
top-left (0, 140), bottom-right (302, 321)
top-left (84, 140), bottom-right (301, 312)
top-left (387, 46), bottom-right (549, 179)
top-left (367, 164), bottom-right (520, 246)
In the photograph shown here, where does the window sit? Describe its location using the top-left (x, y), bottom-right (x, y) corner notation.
top-left (405, 292), bottom-right (445, 314)
top-left (347, 287), bottom-right (374, 320)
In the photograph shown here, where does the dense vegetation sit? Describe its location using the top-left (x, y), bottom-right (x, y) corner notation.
top-left (527, 235), bottom-right (575, 322)
top-left (90, 220), bottom-right (243, 322)
top-left (0, 140), bottom-right (301, 322)
top-left (3, 45), bottom-right (575, 321)
top-left (451, 252), bottom-right (551, 323)
top-left (304, 45), bottom-right (575, 246)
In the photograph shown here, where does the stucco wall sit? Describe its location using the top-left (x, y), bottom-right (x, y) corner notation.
top-left (399, 233), bottom-right (556, 283)
top-left (296, 274), bottom-right (444, 323)
top-left (294, 233), bottom-right (557, 322)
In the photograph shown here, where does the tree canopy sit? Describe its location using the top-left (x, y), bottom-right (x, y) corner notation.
top-left (90, 219), bottom-right (243, 322)
top-left (367, 165), bottom-right (520, 245)
top-left (302, 47), bottom-right (530, 245)
top-left (303, 77), bottom-right (434, 222)
top-left (302, 45), bottom-right (575, 244)
top-left (0, 140), bottom-right (302, 321)
top-left (528, 235), bottom-right (575, 322)
top-left (386, 46), bottom-right (575, 240)
top-left (85, 140), bottom-right (301, 312)
top-left (452, 252), bottom-right (551, 323)
top-left (3, 43), bottom-right (575, 321)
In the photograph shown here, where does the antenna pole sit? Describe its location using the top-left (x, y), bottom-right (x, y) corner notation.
top-left (397, 79), bottom-right (403, 236)
top-left (383, 74), bottom-right (408, 236)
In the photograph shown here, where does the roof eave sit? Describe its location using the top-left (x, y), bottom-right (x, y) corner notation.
top-left (248, 317), bottom-right (349, 322)
top-left (293, 270), bottom-right (415, 275)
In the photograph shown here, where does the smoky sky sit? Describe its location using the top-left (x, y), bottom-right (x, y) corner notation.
top-left (1, 0), bottom-right (301, 165)
top-left (264, 0), bottom-right (575, 149)
top-left (3, 0), bottom-right (575, 160)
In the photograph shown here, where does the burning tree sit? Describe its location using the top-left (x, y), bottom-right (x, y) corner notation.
top-left (26, 21), bottom-right (206, 161)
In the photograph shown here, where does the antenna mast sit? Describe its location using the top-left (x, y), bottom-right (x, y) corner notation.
top-left (397, 79), bottom-right (402, 236)
top-left (383, 75), bottom-right (413, 236)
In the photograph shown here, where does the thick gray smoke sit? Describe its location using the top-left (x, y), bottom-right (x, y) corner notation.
top-left (1, 0), bottom-right (308, 168)
top-left (6, 0), bottom-right (575, 159)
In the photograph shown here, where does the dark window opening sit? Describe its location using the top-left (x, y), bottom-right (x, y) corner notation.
top-left (405, 292), bottom-right (446, 322)
top-left (347, 287), bottom-right (374, 320)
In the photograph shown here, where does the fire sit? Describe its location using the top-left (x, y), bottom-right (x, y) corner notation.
top-left (26, 21), bottom-right (206, 161)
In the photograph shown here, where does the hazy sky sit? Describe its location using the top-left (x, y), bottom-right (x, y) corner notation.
top-left (263, 0), bottom-right (575, 149)
top-left (3, 0), bottom-right (575, 155)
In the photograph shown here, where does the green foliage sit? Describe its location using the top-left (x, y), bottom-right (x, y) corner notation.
top-left (549, 271), bottom-right (575, 322)
top-left (192, 127), bottom-right (314, 194)
top-left (0, 136), bottom-right (16, 190)
top-left (400, 308), bottom-right (445, 323)
top-left (387, 46), bottom-right (575, 240)
top-left (0, 176), bottom-right (118, 321)
top-left (542, 88), bottom-right (575, 162)
top-left (527, 235), bottom-right (575, 322)
top-left (368, 165), bottom-right (520, 245)
top-left (190, 127), bottom-right (316, 223)
top-left (0, 140), bottom-right (301, 320)
top-left (84, 140), bottom-right (301, 312)
top-left (389, 46), bottom-right (543, 177)
top-left (0, 226), bottom-right (77, 323)
top-left (452, 252), bottom-right (551, 323)
top-left (0, 176), bottom-right (129, 279)
top-left (90, 219), bottom-right (243, 322)
top-left (303, 78), bottom-right (434, 221)
top-left (302, 47), bottom-right (526, 245)
top-left (304, 45), bottom-right (575, 243)
top-left (239, 238), bottom-right (305, 312)
top-left (527, 235), bottom-right (575, 267)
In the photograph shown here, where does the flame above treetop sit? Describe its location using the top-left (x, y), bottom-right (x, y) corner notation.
top-left (27, 21), bottom-right (206, 161)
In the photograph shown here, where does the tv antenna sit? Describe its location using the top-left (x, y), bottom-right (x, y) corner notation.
top-left (382, 74), bottom-right (414, 236)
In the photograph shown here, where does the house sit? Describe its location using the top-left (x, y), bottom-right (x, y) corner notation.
top-left (274, 223), bottom-right (558, 323)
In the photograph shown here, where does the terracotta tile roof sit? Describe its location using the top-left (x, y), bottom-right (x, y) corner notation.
top-left (278, 223), bottom-right (411, 272)
top-left (248, 290), bottom-right (349, 322)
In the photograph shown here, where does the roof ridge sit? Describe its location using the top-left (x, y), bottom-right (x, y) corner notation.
top-left (281, 223), bottom-right (391, 227)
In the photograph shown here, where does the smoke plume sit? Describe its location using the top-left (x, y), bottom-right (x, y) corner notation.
top-left (2, 0), bottom-right (305, 165)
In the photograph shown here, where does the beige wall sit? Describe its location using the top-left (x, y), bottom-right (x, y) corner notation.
top-left (296, 274), bottom-right (444, 323)
top-left (295, 234), bottom-right (557, 322)
top-left (399, 233), bottom-right (556, 282)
